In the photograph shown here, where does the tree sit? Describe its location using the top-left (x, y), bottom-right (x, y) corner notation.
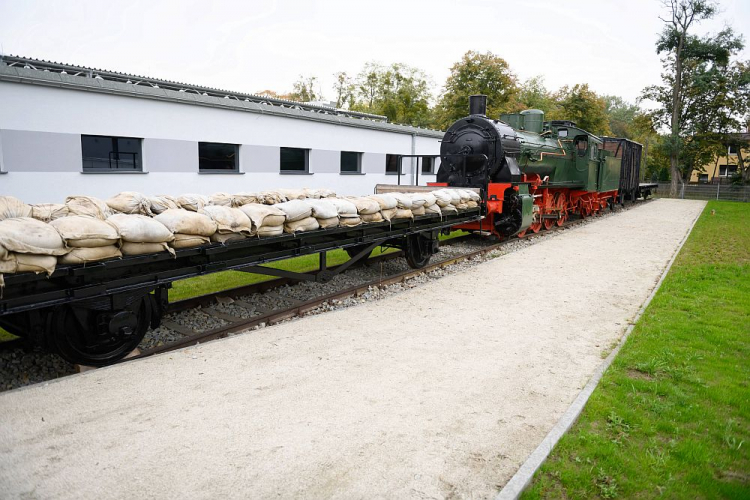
top-left (548, 84), bottom-right (611, 136)
top-left (433, 51), bottom-right (518, 129)
top-left (332, 71), bottom-right (355, 109)
top-left (288, 75), bottom-right (323, 103)
top-left (603, 95), bottom-right (640, 138)
top-left (512, 76), bottom-right (556, 114)
top-left (645, 0), bottom-right (744, 196)
top-left (350, 62), bottom-right (433, 127)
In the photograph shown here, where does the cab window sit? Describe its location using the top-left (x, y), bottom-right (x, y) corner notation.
top-left (575, 137), bottom-right (588, 157)
top-left (590, 144), bottom-right (598, 161)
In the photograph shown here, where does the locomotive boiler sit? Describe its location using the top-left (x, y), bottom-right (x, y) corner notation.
top-left (434, 95), bottom-right (623, 238)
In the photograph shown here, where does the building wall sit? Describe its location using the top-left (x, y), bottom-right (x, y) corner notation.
top-left (690, 149), bottom-right (748, 183)
top-left (0, 81), bottom-right (442, 203)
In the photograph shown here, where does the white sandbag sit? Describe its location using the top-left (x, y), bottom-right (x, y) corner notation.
top-left (380, 208), bottom-right (398, 221)
top-left (232, 192), bottom-right (259, 207)
top-left (149, 195), bottom-right (180, 214)
top-left (237, 204), bottom-right (286, 229)
top-left (106, 192), bottom-right (152, 215)
top-left (441, 205), bottom-right (458, 214)
top-left (465, 190), bottom-right (481, 202)
top-left (0, 196), bottom-right (32, 220)
top-left (275, 200), bottom-right (312, 222)
top-left (0, 253), bottom-right (58, 276)
top-left (303, 187), bottom-right (336, 199)
top-left (171, 233), bottom-right (210, 249)
top-left (425, 204), bottom-right (442, 215)
top-left (392, 209), bottom-right (413, 219)
top-left (408, 193), bottom-right (428, 208)
top-left (306, 199), bottom-right (339, 220)
top-left (199, 206), bottom-right (254, 235)
top-left (446, 190), bottom-right (462, 205)
top-left (412, 206), bottom-right (426, 216)
top-left (368, 194), bottom-right (398, 211)
top-left (348, 197), bottom-right (381, 215)
top-left (328, 198), bottom-right (358, 216)
top-left (106, 214), bottom-right (174, 243)
top-left (257, 225), bottom-right (284, 238)
top-left (257, 191), bottom-right (287, 205)
top-left (384, 192), bottom-right (413, 209)
top-left (467, 200), bottom-right (479, 208)
top-left (175, 194), bottom-right (209, 212)
top-left (65, 196), bottom-right (113, 220)
top-left (154, 209), bottom-right (217, 237)
top-left (0, 218), bottom-right (67, 258)
top-left (120, 241), bottom-right (173, 256)
top-left (456, 203), bottom-right (469, 210)
top-left (422, 193), bottom-right (437, 207)
top-left (339, 215), bottom-right (362, 227)
top-left (50, 216), bottom-right (120, 248)
top-left (432, 190), bottom-right (453, 207)
top-left (31, 203), bottom-right (69, 222)
top-left (457, 189), bottom-right (474, 203)
top-left (210, 233), bottom-right (247, 244)
top-left (361, 212), bottom-right (384, 223)
top-left (59, 246), bottom-right (121, 265)
top-left (277, 188), bottom-right (306, 200)
top-left (209, 192), bottom-right (235, 207)
top-left (284, 217), bottom-right (319, 233)
top-left (317, 216), bottom-right (339, 229)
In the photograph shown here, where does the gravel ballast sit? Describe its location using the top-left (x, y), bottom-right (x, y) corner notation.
top-left (0, 199), bottom-right (705, 499)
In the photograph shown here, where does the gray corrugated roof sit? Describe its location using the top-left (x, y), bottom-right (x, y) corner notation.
top-left (0, 55), bottom-right (445, 139)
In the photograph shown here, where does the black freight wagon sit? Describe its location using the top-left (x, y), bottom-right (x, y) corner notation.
top-left (601, 137), bottom-right (643, 204)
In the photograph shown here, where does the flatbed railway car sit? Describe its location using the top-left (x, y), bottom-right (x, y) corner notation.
top-left (0, 209), bottom-right (480, 366)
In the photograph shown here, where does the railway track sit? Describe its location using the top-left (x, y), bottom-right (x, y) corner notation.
top-left (0, 200), bottom-right (650, 390)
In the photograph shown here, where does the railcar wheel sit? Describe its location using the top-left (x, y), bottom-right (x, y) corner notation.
top-left (49, 295), bottom-right (152, 367)
top-left (405, 234), bottom-right (433, 269)
top-left (554, 193), bottom-right (568, 227)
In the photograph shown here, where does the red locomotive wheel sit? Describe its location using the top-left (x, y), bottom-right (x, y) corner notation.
top-left (554, 192), bottom-right (567, 227)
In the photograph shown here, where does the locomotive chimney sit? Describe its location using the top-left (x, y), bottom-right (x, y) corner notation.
top-left (469, 95), bottom-right (487, 116)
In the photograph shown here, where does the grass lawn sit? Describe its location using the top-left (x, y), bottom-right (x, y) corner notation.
top-left (521, 201), bottom-right (749, 498)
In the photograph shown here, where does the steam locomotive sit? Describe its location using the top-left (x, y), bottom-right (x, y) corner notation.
top-left (433, 95), bottom-right (647, 238)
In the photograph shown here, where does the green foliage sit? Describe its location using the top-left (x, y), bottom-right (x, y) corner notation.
top-left (603, 95), bottom-right (640, 138)
top-left (512, 76), bottom-right (556, 114)
top-left (350, 62), bottom-right (433, 127)
top-left (433, 51), bottom-right (518, 129)
top-left (288, 75), bottom-right (323, 103)
top-left (523, 201), bottom-right (750, 499)
top-left (549, 84), bottom-right (612, 136)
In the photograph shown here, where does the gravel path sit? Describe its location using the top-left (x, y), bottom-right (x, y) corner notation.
top-left (0, 199), bottom-right (705, 499)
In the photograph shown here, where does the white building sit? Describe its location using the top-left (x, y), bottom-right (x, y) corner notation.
top-left (0, 56), bottom-right (443, 204)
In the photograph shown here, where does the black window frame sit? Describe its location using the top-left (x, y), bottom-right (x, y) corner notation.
top-left (385, 154), bottom-right (400, 174)
top-left (198, 142), bottom-right (239, 172)
top-left (728, 144), bottom-right (738, 155)
top-left (280, 147), bottom-right (310, 173)
top-left (340, 151), bottom-right (362, 174)
top-left (81, 134), bottom-right (143, 172)
top-left (421, 156), bottom-right (435, 174)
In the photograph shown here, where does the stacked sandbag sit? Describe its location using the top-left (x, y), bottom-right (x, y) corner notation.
top-left (380, 193), bottom-right (414, 220)
top-left (208, 192), bottom-right (236, 207)
top-left (237, 203), bottom-right (286, 237)
top-left (66, 196), bottom-right (114, 220)
top-left (303, 188), bottom-right (336, 199)
top-left (175, 194), bottom-right (209, 212)
top-left (421, 192), bottom-right (441, 216)
top-left (0, 196), bottom-right (32, 220)
top-left (51, 216), bottom-right (122, 265)
top-left (277, 188), bottom-right (307, 201)
top-left (348, 197), bottom-right (382, 224)
top-left (275, 200), bottom-right (319, 233)
top-left (200, 205), bottom-right (254, 243)
top-left (30, 203), bottom-right (69, 222)
top-left (433, 189), bottom-right (458, 214)
top-left (149, 195), bottom-right (180, 215)
top-left (305, 199), bottom-right (339, 228)
top-left (107, 214), bottom-right (175, 256)
top-left (0, 218), bottom-right (68, 277)
top-left (328, 198), bottom-right (361, 227)
top-left (257, 191), bottom-right (287, 205)
top-left (408, 193), bottom-right (428, 216)
top-left (154, 209), bottom-right (217, 249)
top-left (232, 192), bottom-right (259, 207)
top-left (106, 192), bottom-right (153, 216)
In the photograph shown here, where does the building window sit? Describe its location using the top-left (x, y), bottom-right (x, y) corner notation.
top-left (280, 147), bottom-right (309, 173)
top-left (728, 144), bottom-right (738, 155)
top-left (81, 135), bottom-right (142, 172)
top-left (719, 165), bottom-right (737, 177)
top-left (385, 154), bottom-right (400, 174)
top-left (699, 174), bottom-right (709, 183)
top-left (340, 151), bottom-right (362, 173)
top-left (421, 156), bottom-right (435, 174)
top-left (199, 142), bottom-right (238, 171)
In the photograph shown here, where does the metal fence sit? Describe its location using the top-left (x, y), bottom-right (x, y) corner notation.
top-left (656, 183), bottom-right (750, 202)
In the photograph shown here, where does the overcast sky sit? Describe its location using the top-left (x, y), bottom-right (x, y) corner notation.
top-left (1, 0), bottom-right (748, 107)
